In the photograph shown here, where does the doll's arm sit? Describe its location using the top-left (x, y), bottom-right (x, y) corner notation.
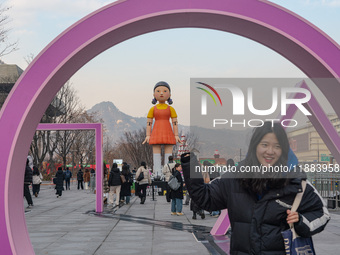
top-left (142, 118), bottom-right (153, 144)
top-left (171, 117), bottom-right (181, 143)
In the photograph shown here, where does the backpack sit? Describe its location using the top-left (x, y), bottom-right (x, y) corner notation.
top-left (168, 174), bottom-right (180, 191)
top-left (65, 171), bottom-right (71, 179)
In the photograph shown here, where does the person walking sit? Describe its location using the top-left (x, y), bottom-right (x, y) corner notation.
top-left (108, 163), bottom-right (122, 206)
top-left (169, 163), bottom-right (184, 216)
top-left (120, 164), bottom-right (133, 204)
top-left (32, 166), bottom-right (43, 197)
top-left (83, 168), bottom-right (90, 190)
top-left (162, 155), bottom-right (176, 202)
top-left (181, 121), bottom-right (330, 254)
top-left (77, 168), bottom-right (84, 190)
top-left (103, 163), bottom-right (110, 204)
top-left (55, 167), bottom-right (64, 198)
top-left (64, 167), bottom-right (72, 190)
top-left (90, 168), bottom-right (96, 193)
top-left (136, 162), bottom-right (151, 204)
top-left (24, 158), bottom-right (34, 208)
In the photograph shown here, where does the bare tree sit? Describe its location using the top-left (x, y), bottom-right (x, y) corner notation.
top-left (68, 112), bottom-right (98, 171)
top-left (0, 4), bottom-right (18, 58)
top-left (116, 128), bottom-right (153, 169)
top-left (103, 135), bottom-right (116, 166)
top-left (30, 81), bottom-right (84, 173)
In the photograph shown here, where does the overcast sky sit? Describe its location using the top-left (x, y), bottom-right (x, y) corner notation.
top-left (2, 0), bottom-right (340, 126)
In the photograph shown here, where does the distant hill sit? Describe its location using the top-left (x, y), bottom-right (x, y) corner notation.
top-left (87, 101), bottom-right (249, 159)
top-left (87, 101), bottom-right (146, 140)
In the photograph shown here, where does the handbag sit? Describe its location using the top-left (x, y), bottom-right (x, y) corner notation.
top-left (120, 175), bottom-right (126, 184)
top-left (281, 181), bottom-right (316, 255)
top-left (137, 170), bottom-right (144, 182)
top-left (53, 177), bottom-right (57, 184)
top-left (168, 174), bottom-right (180, 191)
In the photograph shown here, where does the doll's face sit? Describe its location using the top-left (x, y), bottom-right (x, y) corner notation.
top-left (153, 86), bottom-right (170, 103)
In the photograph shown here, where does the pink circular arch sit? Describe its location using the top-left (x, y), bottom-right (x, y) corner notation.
top-left (1, 0), bottom-right (340, 253)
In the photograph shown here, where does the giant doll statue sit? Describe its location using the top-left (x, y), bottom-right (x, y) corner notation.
top-left (142, 81), bottom-right (181, 176)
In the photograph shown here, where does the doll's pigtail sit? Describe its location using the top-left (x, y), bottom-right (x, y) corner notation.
top-left (152, 98), bottom-right (157, 104)
top-left (167, 98), bottom-right (173, 105)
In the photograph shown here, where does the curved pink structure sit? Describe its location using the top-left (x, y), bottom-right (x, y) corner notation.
top-left (0, 0), bottom-right (339, 254)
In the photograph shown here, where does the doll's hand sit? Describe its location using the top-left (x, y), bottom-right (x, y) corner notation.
top-left (142, 136), bottom-right (150, 144)
top-left (286, 209), bottom-right (300, 224)
top-left (175, 135), bottom-right (182, 143)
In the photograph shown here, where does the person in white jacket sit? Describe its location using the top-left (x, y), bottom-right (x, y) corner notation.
top-left (32, 166), bottom-right (43, 197)
top-left (136, 162), bottom-right (151, 204)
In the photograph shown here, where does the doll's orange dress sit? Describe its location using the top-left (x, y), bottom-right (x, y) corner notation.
top-left (149, 105), bottom-right (176, 145)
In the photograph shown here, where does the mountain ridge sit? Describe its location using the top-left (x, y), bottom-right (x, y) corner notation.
top-left (87, 101), bottom-right (249, 159)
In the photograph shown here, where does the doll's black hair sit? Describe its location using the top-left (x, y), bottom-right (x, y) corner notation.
top-left (152, 81), bottom-right (173, 105)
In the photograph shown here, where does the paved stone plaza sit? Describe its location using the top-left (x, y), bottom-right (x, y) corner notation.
top-left (25, 182), bottom-right (340, 255)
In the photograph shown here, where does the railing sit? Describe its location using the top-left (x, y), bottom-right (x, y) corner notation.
top-left (307, 172), bottom-right (340, 210)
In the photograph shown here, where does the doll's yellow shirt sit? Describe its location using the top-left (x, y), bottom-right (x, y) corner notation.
top-left (147, 104), bottom-right (177, 118)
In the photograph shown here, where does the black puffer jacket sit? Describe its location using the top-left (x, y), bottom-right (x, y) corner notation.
top-left (55, 169), bottom-right (64, 191)
top-left (109, 167), bottom-right (122, 186)
top-left (24, 165), bottom-right (33, 184)
top-left (181, 154), bottom-right (330, 255)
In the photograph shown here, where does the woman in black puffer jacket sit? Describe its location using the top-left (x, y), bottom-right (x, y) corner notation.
top-left (181, 122), bottom-right (330, 255)
top-left (108, 163), bottom-right (122, 206)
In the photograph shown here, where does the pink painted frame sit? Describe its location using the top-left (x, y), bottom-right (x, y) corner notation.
top-left (0, 0), bottom-right (340, 253)
top-left (36, 123), bottom-right (103, 213)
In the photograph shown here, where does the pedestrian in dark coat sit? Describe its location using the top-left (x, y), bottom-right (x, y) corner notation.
top-left (24, 158), bottom-right (33, 208)
top-left (63, 167), bottom-right (72, 190)
top-left (169, 163), bottom-right (184, 216)
top-left (108, 163), bottom-right (122, 206)
top-left (77, 168), bottom-right (84, 190)
top-left (55, 167), bottom-right (64, 197)
top-left (120, 164), bottom-right (133, 204)
top-left (181, 122), bottom-right (330, 255)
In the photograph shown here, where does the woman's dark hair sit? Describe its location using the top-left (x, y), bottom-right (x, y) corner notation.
top-left (111, 163), bottom-right (117, 171)
top-left (227, 159), bottom-right (235, 167)
top-left (122, 164), bottom-right (130, 175)
top-left (33, 166), bottom-right (39, 175)
top-left (174, 163), bottom-right (181, 169)
top-left (103, 162), bottom-right (108, 174)
top-left (203, 161), bottom-right (213, 167)
top-left (141, 161), bottom-right (147, 169)
top-left (241, 121), bottom-right (290, 194)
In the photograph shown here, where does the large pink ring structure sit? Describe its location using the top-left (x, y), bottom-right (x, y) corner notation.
top-left (0, 0), bottom-right (340, 254)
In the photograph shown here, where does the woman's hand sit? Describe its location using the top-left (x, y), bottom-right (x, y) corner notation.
top-left (286, 209), bottom-right (300, 224)
top-left (142, 136), bottom-right (150, 144)
top-left (175, 135), bottom-right (182, 143)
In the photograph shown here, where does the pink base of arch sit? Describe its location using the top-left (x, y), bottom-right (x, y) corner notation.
top-left (36, 123), bottom-right (104, 213)
top-left (1, 0), bottom-right (340, 254)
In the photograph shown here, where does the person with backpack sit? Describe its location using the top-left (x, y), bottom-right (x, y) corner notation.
top-left (169, 163), bottom-right (184, 216)
top-left (162, 155), bottom-right (176, 202)
top-left (64, 167), bottom-right (72, 190)
top-left (77, 168), bottom-right (84, 190)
